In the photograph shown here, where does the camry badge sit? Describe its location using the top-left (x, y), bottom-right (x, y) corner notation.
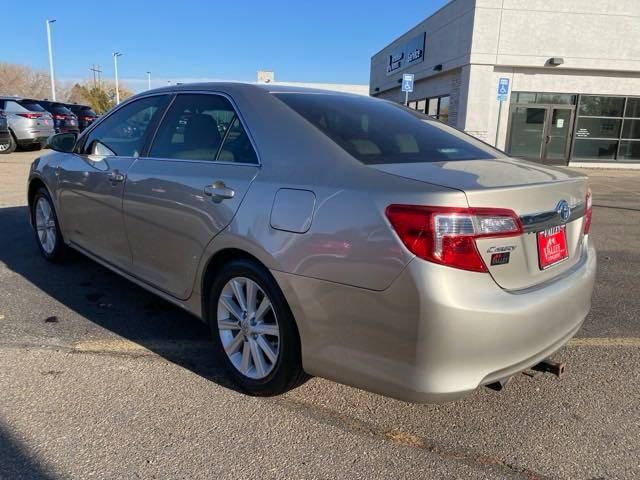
top-left (556, 200), bottom-right (571, 222)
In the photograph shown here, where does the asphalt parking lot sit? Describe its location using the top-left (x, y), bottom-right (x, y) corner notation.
top-left (0, 150), bottom-right (639, 479)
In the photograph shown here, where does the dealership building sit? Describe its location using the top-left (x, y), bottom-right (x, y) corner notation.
top-left (370, 0), bottom-right (640, 167)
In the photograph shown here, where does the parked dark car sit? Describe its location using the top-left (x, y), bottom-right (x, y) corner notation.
top-left (38, 101), bottom-right (80, 134)
top-left (66, 104), bottom-right (98, 132)
top-left (0, 110), bottom-right (12, 154)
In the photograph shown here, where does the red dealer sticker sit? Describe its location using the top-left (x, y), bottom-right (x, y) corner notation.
top-left (537, 225), bottom-right (568, 270)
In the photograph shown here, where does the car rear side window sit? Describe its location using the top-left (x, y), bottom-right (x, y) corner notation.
top-left (275, 93), bottom-right (500, 164)
top-left (149, 93), bottom-right (258, 164)
top-left (4, 101), bottom-right (30, 113)
top-left (81, 95), bottom-right (169, 157)
top-left (18, 101), bottom-right (47, 112)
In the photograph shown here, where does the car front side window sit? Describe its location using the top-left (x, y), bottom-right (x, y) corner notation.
top-left (149, 93), bottom-right (257, 164)
top-left (81, 95), bottom-right (169, 157)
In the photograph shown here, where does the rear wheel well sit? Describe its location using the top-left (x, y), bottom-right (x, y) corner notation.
top-left (201, 248), bottom-right (267, 317)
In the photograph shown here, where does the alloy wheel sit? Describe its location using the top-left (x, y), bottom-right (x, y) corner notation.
top-left (217, 277), bottom-right (280, 379)
top-left (35, 196), bottom-right (57, 255)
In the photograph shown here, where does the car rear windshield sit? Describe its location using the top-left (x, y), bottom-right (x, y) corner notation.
top-left (274, 93), bottom-right (501, 164)
top-left (70, 105), bottom-right (96, 115)
top-left (18, 101), bottom-right (47, 112)
top-left (46, 104), bottom-right (74, 114)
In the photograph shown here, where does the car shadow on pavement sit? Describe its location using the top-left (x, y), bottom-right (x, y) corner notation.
top-left (0, 422), bottom-right (56, 479)
top-left (0, 205), bottom-right (241, 393)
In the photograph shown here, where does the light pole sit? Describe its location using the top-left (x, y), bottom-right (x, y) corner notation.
top-left (113, 52), bottom-right (123, 104)
top-left (46, 19), bottom-right (57, 101)
top-left (146, 71), bottom-right (151, 90)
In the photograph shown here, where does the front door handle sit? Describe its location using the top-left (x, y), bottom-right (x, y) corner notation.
top-left (204, 181), bottom-right (235, 201)
top-left (109, 170), bottom-right (126, 184)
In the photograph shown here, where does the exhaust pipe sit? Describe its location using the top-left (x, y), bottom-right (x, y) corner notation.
top-left (532, 358), bottom-right (566, 378)
top-left (486, 358), bottom-right (566, 392)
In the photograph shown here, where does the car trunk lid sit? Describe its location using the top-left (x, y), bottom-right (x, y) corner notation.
top-left (372, 158), bottom-right (589, 290)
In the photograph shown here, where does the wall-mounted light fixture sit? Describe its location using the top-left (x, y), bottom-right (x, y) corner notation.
top-left (546, 57), bottom-right (565, 67)
top-left (433, 64), bottom-right (443, 71)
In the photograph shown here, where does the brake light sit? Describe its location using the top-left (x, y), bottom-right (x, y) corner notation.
top-left (583, 188), bottom-right (593, 235)
top-left (385, 205), bottom-right (523, 272)
top-left (53, 114), bottom-right (66, 120)
top-left (16, 113), bottom-right (42, 119)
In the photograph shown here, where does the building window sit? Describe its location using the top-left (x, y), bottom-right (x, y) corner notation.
top-left (579, 96), bottom-right (624, 117)
top-left (438, 96), bottom-right (450, 125)
top-left (511, 92), bottom-right (577, 105)
top-left (574, 95), bottom-right (640, 162)
top-left (407, 95), bottom-right (450, 124)
top-left (427, 98), bottom-right (438, 116)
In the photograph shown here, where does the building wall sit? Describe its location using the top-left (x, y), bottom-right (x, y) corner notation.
top-left (370, 0), bottom-right (640, 163)
top-left (369, 0), bottom-right (476, 96)
top-left (466, 0), bottom-right (640, 150)
top-left (377, 68), bottom-right (463, 128)
top-left (485, 68), bottom-right (640, 150)
top-left (472, 0), bottom-right (640, 72)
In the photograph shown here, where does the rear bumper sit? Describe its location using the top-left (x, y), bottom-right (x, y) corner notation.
top-left (274, 237), bottom-right (596, 403)
top-left (57, 126), bottom-right (79, 134)
top-left (14, 129), bottom-right (53, 146)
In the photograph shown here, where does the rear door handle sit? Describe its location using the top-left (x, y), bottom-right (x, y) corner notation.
top-left (109, 170), bottom-right (126, 184)
top-left (204, 181), bottom-right (235, 201)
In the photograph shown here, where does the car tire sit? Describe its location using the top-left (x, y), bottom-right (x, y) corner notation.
top-left (31, 187), bottom-right (69, 263)
top-left (0, 133), bottom-right (17, 154)
top-left (207, 258), bottom-right (307, 396)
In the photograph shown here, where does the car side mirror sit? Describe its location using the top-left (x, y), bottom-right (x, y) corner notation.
top-left (47, 132), bottom-right (77, 153)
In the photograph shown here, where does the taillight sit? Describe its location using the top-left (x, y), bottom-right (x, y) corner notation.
top-left (583, 188), bottom-right (593, 235)
top-left (53, 114), bottom-right (66, 120)
top-left (16, 113), bottom-right (42, 119)
top-left (385, 205), bottom-right (523, 272)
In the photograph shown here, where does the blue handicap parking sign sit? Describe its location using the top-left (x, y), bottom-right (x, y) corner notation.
top-left (497, 77), bottom-right (510, 101)
top-left (402, 74), bottom-right (414, 93)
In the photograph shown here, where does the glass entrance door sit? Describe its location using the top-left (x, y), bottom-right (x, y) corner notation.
top-left (545, 108), bottom-right (574, 163)
top-left (507, 107), bottom-right (546, 160)
top-left (507, 105), bottom-right (575, 164)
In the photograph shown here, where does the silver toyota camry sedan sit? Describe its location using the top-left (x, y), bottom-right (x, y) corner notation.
top-left (28, 83), bottom-right (596, 402)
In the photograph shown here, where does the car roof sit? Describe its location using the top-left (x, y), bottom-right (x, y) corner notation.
top-left (140, 82), bottom-right (363, 98)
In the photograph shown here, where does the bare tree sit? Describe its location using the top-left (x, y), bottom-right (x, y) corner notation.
top-left (0, 62), bottom-right (57, 99)
top-left (0, 62), bottom-right (133, 113)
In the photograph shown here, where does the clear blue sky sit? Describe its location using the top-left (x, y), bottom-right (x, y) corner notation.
top-left (0, 0), bottom-right (448, 91)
